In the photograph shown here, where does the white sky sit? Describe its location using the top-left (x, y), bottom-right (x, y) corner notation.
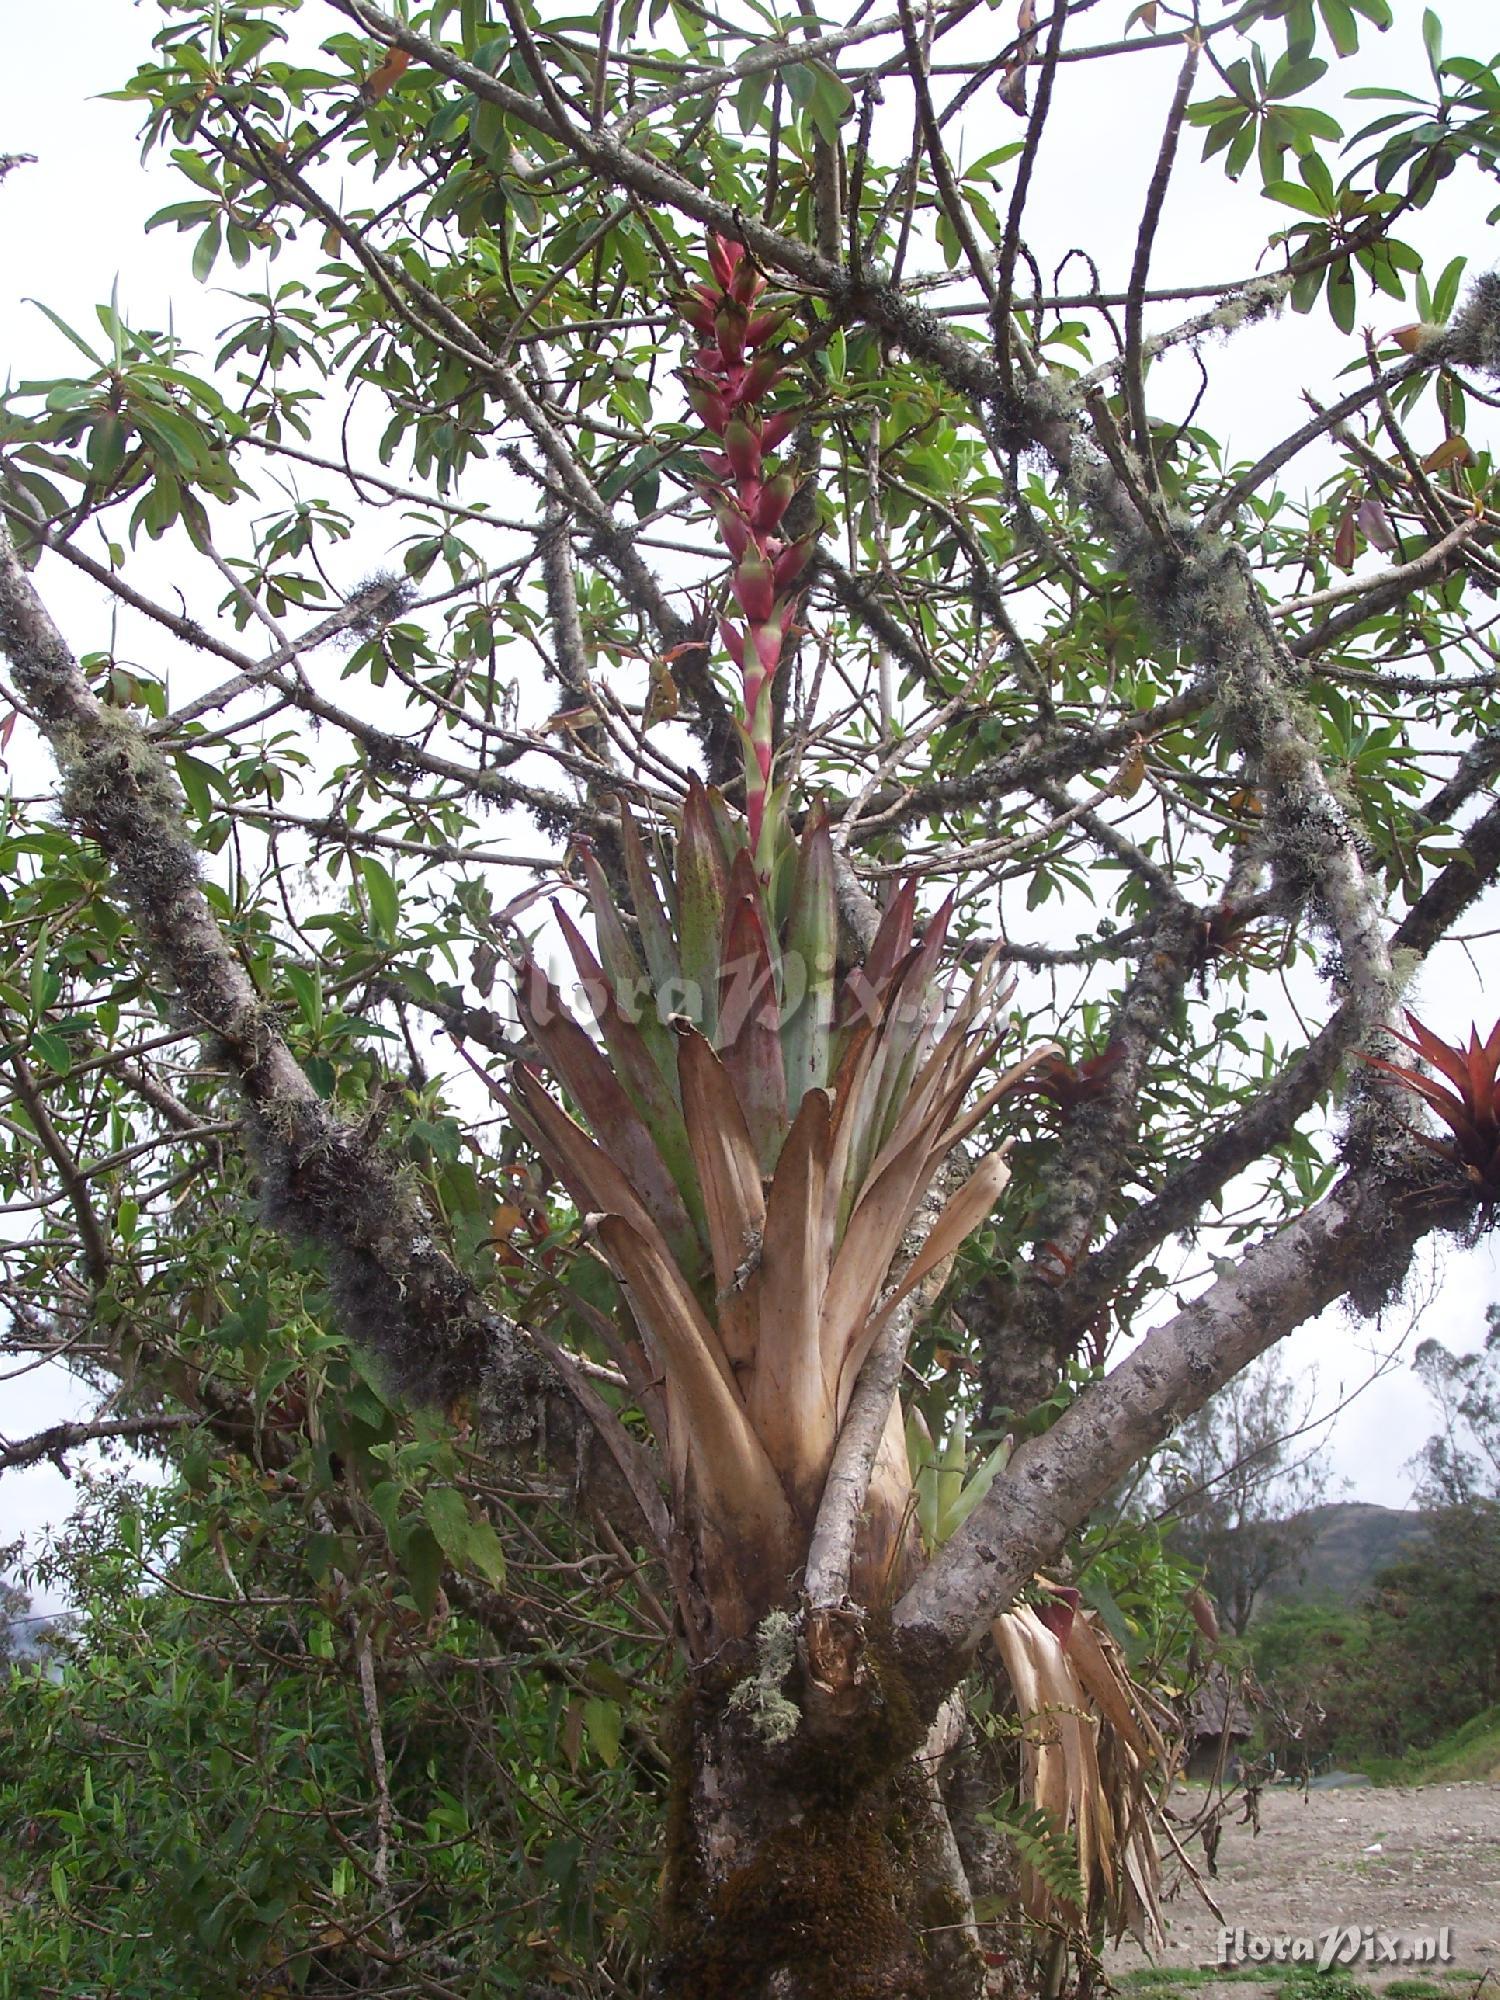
top-left (3, 0), bottom-right (1500, 1610)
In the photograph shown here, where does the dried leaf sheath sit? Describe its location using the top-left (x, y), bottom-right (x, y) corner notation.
top-left (991, 1603), bottom-right (1169, 1950)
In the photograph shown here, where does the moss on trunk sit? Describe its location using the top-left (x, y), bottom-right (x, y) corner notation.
top-left (656, 1664), bottom-right (987, 2000)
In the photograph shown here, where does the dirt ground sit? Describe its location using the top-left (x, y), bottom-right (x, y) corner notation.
top-left (1106, 1781), bottom-right (1500, 1982)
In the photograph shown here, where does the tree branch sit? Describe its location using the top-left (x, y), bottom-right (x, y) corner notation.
top-left (897, 1156), bottom-right (1474, 1669)
top-left (0, 519), bottom-right (543, 1418)
top-left (0, 1414), bottom-right (195, 1475)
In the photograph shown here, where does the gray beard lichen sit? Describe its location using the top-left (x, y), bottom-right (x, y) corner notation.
top-left (727, 1609), bottom-right (802, 1747)
top-left (1444, 272), bottom-right (1500, 379)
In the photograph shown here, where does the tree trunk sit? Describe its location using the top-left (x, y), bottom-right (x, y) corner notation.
top-left (655, 1673), bottom-right (991, 2000)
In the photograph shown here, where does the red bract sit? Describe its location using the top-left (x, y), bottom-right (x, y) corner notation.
top-left (773, 538), bottom-right (813, 592)
top-left (751, 618), bottom-right (785, 674)
top-left (752, 474), bottom-right (794, 533)
top-left (732, 553), bottom-right (775, 624)
top-left (759, 408), bottom-right (801, 453)
top-left (717, 617), bottom-right (746, 670)
top-left (746, 307), bottom-right (789, 347)
top-left (722, 419), bottom-right (762, 487)
top-left (1015, 1041), bottom-right (1126, 1120)
top-left (707, 232), bottom-right (739, 291)
top-left (740, 353), bottom-right (787, 403)
top-left (685, 383), bottom-right (730, 433)
top-left (715, 301), bottom-right (748, 368)
top-left (712, 500), bottom-right (751, 561)
top-left (1035, 1584), bottom-right (1082, 1646)
top-left (682, 285), bottom-right (719, 337)
top-left (1358, 1012), bottom-right (1500, 1190)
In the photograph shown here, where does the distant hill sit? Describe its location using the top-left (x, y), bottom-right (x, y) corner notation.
top-left (1260, 1500), bottom-right (1429, 1609)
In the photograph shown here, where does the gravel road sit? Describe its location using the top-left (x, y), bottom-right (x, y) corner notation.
top-left (1106, 1781), bottom-right (1500, 1981)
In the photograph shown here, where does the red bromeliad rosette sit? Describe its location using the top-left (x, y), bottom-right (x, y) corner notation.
top-left (1358, 1011), bottom-right (1500, 1194)
top-left (681, 233), bottom-right (814, 867)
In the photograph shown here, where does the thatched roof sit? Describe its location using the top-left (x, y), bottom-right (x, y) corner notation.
top-left (1188, 1666), bottom-right (1252, 1742)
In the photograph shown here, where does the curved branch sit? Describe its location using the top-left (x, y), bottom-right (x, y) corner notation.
top-left (1122, 35), bottom-right (1199, 470)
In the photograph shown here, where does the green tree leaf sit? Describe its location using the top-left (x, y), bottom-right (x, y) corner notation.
top-left (360, 857), bottom-right (400, 941)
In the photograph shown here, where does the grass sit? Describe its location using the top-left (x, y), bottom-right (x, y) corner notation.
top-left (1281, 1978), bottom-right (1376, 2000)
top-left (1358, 1707), bottom-right (1500, 1787)
top-left (1115, 1972), bottom-right (1490, 2000)
top-left (1114, 1973), bottom-right (1260, 1990)
top-left (1115, 1969), bottom-right (1375, 2000)
top-left (1111, 1967), bottom-right (1499, 2000)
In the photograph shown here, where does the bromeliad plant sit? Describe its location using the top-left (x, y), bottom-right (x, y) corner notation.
top-left (498, 235), bottom-right (1047, 1651)
top-left (1359, 1012), bottom-right (1500, 1196)
top-left (507, 801), bottom-right (1037, 1648)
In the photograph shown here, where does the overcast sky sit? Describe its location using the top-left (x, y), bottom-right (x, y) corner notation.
top-left (4, 0), bottom-right (1499, 1610)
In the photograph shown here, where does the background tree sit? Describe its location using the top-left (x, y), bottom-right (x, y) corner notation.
top-left (1152, 1351), bottom-right (1332, 1634)
top-left (0, 1548), bottom-right (41, 1664)
top-left (1251, 1314), bottom-right (1500, 1767)
top-left (1412, 1303), bottom-right (1500, 1505)
top-left (1, 1470), bottom-right (663, 1999)
top-left (1395, 1312), bottom-right (1500, 1735)
top-left (3, 0), bottom-right (1500, 1994)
